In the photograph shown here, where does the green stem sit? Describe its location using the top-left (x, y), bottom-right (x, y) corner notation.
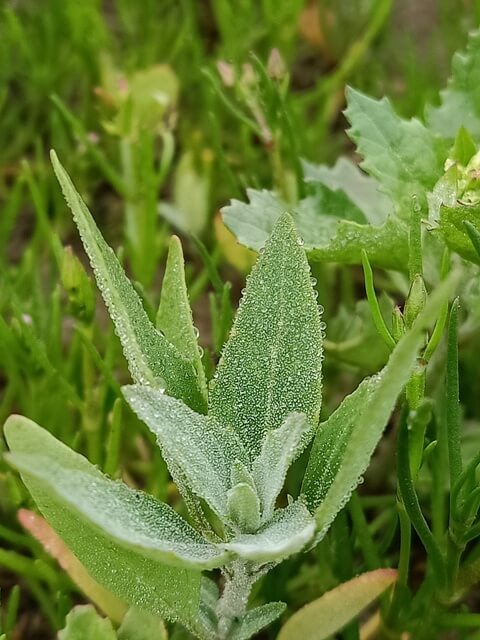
top-left (446, 298), bottom-right (462, 509)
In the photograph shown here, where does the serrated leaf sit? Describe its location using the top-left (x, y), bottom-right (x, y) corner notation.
top-left (156, 236), bottom-right (207, 397)
top-left (302, 156), bottom-right (391, 225)
top-left (427, 31), bottom-right (480, 139)
top-left (51, 151), bottom-right (206, 413)
top-left (277, 569), bottom-right (397, 640)
top-left (252, 413), bottom-right (311, 523)
top-left (439, 202), bottom-right (480, 264)
top-left (210, 213), bottom-right (323, 462)
top-left (58, 605), bottom-right (116, 640)
top-left (117, 608), bottom-right (167, 640)
top-left (222, 189), bottom-right (408, 270)
top-left (345, 87), bottom-right (443, 210)
top-left (123, 385), bottom-right (247, 518)
top-left (231, 602), bottom-right (286, 640)
top-left (304, 273), bottom-right (458, 538)
top-left (224, 500), bottom-right (315, 563)
top-left (4, 415), bottom-right (201, 628)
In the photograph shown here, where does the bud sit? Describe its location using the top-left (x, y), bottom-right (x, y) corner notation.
top-left (267, 48), bottom-right (286, 81)
top-left (391, 306), bottom-right (405, 342)
top-left (404, 274), bottom-right (427, 328)
top-left (61, 246), bottom-right (95, 323)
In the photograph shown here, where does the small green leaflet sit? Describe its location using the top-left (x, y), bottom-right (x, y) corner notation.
top-left (277, 569), bottom-right (397, 640)
top-left (439, 203), bottom-right (480, 265)
top-left (4, 415), bottom-right (202, 629)
top-left (51, 151), bottom-right (206, 413)
top-left (427, 31), bottom-right (480, 139)
top-left (222, 188), bottom-right (408, 270)
top-left (117, 608), bottom-right (168, 640)
top-left (344, 87), bottom-right (444, 211)
top-left (58, 606), bottom-right (117, 640)
top-left (210, 213), bottom-right (323, 462)
top-left (230, 603), bottom-right (286, 640)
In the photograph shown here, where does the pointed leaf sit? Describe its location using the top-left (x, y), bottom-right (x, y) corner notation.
top-left (222, 189), bottom-right (408, 270)
top-left (4, 415), bottom-right (201, 628)
top-left (252, 413), bottom-right (311, 523)
top-left (224, 501), bottom-right (315, 563)
top-left (427, 31), bottom-right (480, 138)
top-left (231, 602), bottom-right (286, 640)
top-left (51, 151), bottom-right (205, 413)
top-left (156, 236), bottom-right (207, 398)
top-left (58, 605), bottom-right (116, 640)
top-left (210, 213), bottom-right (323, 462)
top-left (277, 569), bottom-right (397, 640)
top-left (123, 385), bottom-right (247, 518)
top-left (305, 273), bottom-right (458, 539)
top-left (345, 87), bottom-right (443, 209)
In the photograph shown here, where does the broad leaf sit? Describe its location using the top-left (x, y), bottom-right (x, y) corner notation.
top-left (277, 569), bottom-right (397, 640)
top-left (344, 87), bottom-right (443, 210)
top-left (252, 413), bottom-right (311, 523)
top-left (231, 602), bottom-right (286, 640)
top-left (302, 156), bottom-right (391, 225)
top-left (51, 151), bottom-right (206, 413)
top-left (304, 273), bottom-right (458, 538)
top-left (123, 385), bottom-right (247, 518)
top-left (117, 608), bottom-right (167, 640)
top-left (5, 415), bottom-right (201, 628)
top-left (222, 189), bottom-right (408, 270)
top-left (58, 606), bottom-right (116, 640)
top-left (156, 236), bottom-right (206, 401)
top-left (210, 213), bottom-right (323, 462)
top-left (427, 31), bottom-right (480, 139)
top-left (224, 500), bottom-right (315, 563)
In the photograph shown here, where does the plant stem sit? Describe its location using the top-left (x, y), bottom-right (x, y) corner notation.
top-left (216, 561), bottom-right (255, 639)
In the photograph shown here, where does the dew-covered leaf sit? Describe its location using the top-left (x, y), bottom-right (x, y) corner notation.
top-left (222, 189), bottom-right (408, 270)
top-left (123, 385), bottom-right (247, 518)
top-left (231, 602), bottom-right (286, 640)
top-left (277, 569), bottom-right (397, 640)
top-left (51, 151), bottom-right (206, 413)
top-left (224, 500), bottom-right (315, 563)
top-left (252, 413), bottom-right (311, 523)
top-left (427, 31), bottom-right (480, 139)
top-left (156, 236), bottom-right (207, 398)
top-left (210, 213), bottom-right (323, 462)
top-left (227, 482), bottom-right (261, 533)
top-left (304, 273), bottom-right (458, 538)
top-left (58, 605), bottom-right (117, 640)
top-left (117, 608), bottom-right (167, 640)
top-left (4, 415), bottom-right (202, 628)
top-left (302, 157), bottom-right (391, 225)
top-left (344, 87), bottom-right (443, 210)
top-left (18, 509), bottom-right (127, 624)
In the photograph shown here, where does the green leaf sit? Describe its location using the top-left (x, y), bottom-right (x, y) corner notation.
top-left (224, 501), bottom-right (315, 563)
top-left (4, 415), bottom-right (202, 628)
top-left (58, 605), bottom-right (116, 640)
top-left (277, 569), bottom-right (397, 640)
top-left (302, 157), bottom-right (391, 225)
top-left (156, 236), bottom-right (207, 397)
top-left (252, 413), bottom-right (311, 523)
top-left (123, 385), bottom-right (247, 518)
top-left (439, 202), bottom-right (480, 264)
top-left (222, 189), bottom-right (408, 270)
top-left (231, 602), bottom-right (286, 640)
top-left (304, 272), bottom-right (458, 537)
top-left (344, 87), bottom-right (443, 210)
top-left (117, 608), bottom-right (167, 640)
top-left (210, 213), bottom-right (323, 462)
top-left (450, 126), bottom-right (477, 166)
top-left (227, 482), bottom-right (261, 533)
top-left (427, 31), bottom-right (480, 139)
top-left (51, 151), bottom-right (206, 413)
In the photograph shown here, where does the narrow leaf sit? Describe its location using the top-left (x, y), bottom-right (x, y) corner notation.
top-left (156, 236), bottom-right (207, 398)
top-left (231, 602), bottom-right (286, 640)
top-left (210, 213), bottom-right (323, 462)
top-left (4, 415), bottom-right (201, 628)
top-left (51, 151), bottom-right (205, 413)
top-left (224, 500), bottom-right (315, 563)
top-left (252, 413), bottom-right (311, 522)
top-left (123, 385), bottom-right (247, 518)
top-left (277, 569), bottom-right (397, 640)
top-left (306, 273), bottom-right (458, 538)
